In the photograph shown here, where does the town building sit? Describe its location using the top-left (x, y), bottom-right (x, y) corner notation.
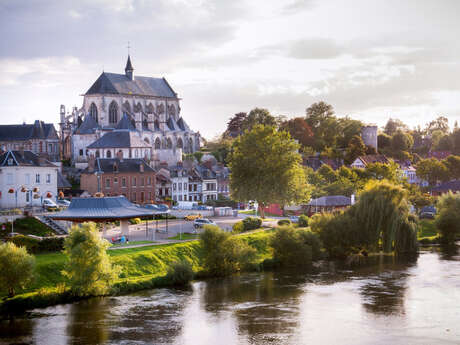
top-left (306, 195), bottom-right (352, 215)
top-left (0, 121), bottom-right (60, 163)
top-left (431, 180), bottom-right (460, 196)
top-left (199, 166), bottom-right (218, 202)
top-left (80, 157), bottom-right (156, 204)
top-left (350, 154), bottom-right (390, 169)
top-left (170, 163), bottom-right (189, 203)
top-left (187, 168), bottom-right (203, 202)
top-left (59, 55), bottom-right (201, 168)
top-left (0, 150), bottom-right (58, 208)
top-left (155, 167), bottom-right (172, 202)
top-left (213, 163), bottom-right (230, 198)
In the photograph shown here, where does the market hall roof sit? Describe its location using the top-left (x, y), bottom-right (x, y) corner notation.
top-left (48, 196), bottom-right (165, 222)
top-left (87, 130), bottom-right (150, 149)
top-left (85, 72), bottom-right (177, 98)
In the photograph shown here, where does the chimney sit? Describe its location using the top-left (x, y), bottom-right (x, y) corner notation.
top-left (88, 155), bottom-right (96, 173)
top-left (116, 150), bottom-right (123, 162)
top-left (140, 163), bottom-right (144, 173)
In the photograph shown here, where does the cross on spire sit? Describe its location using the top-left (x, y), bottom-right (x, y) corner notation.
top-left (127, 41), bottom-right (131, 55)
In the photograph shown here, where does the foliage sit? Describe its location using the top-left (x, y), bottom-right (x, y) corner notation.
top-left (242, 217), bottom-right (263, 231)
top-left (7, 235), bottom-right (64, 254)
top-left (298, 214), bottom-right (309, 227)
top-left (0, 242), bottom-right (35, 297)
top-left (365, 161), bottom-right (399, 181)
top-left (270, 227), bottom-right (321, 266)
top-left (425, 116), bottom-right (450, 135)
top-left (166, 260), bottom-right (194, 285)
top-left (277, 219), bottom-right (291, 226)
top-left (435, 192), bottom-right (460, 245)
top-left (279, 117), bottom-right (314, 147)
top-left (62, 223), bottom-right (120, 296)
top-left (193, 151), bottom-right (204, 162)
top-left (345, 135), bottom-right (367, 164)
top-left (391, 130), bottom-right (413, 152)
top-left (378, 133), bottom-right (392, 150)
top-left (305, 101), bottom-right (339, 151)
top-left (317, 164), bottom-right (337, 183)
top-left (384, 118), bottom-right (408, 136)
top-left (232, 221), bottom-right (244, 233)
top-left (1, 217), bottom-right (55, 237)
top-left (199, 225), bottom-right (257, 275)
top-left (416, 158), bottom-right (449, 186)
top-left (129, 218), bottom-right (141, 225)
top-left (225, 112), bottom-right (247, 137)
top-left (444, 155), bottom-right (460, 180)
top-left (241, 108), bottom-right (277, 132)
top-left (229, 125), bottom-right (310, 217)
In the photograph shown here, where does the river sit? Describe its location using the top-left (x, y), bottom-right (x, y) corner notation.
top-left (1, 248), bottom-right (459, 345)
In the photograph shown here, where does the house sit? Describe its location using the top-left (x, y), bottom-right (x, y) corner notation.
top-left (187, 168), bottom-right (202, 202)
top-left (170, 163), bottom-right (189, 203)
top-left (303, 156), bottom-right (343, 171)
top-left (212, 163), bottom-right (230, 198)
top-left (80, 157), bottom-right (156, 204)
top-left (427, 151), bottom-right (451, 160)
top-left (198, 165), bottom-right (218, 202)
top-left (155, 167), bottom-right (172, 202)
top-left (350, 154), bottom-right (390, 169)
top-left (0, 121), bottom-right (60, 163)
top-left (431, 180), bottom-right (460, 196)
top-left (0, 150), bottom-right (58, 209)
top-left (306, 195), bottom-right (352, 215)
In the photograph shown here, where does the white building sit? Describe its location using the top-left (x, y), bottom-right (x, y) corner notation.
top-left (170, 164), bottom-right (189, 203)
top-left (0, 151), bottom-right (58, 209)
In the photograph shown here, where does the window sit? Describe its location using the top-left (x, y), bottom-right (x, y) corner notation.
top-left (96, 150), bottom-right (100, 158)
top-left (39, 142), bottom-right (43, 152)
top-left (184, 183), bottom-right (187, 191)
top-left (7, 158), bottom-right (13, 165)
top-left (109, 101), bottom-right (118, 124)
top-left (148, 192), bottom-right (152, 201)
top-left (179, 195), bottom-right (182, 201)
top-left (32, 143), bottom-right (38, 152)
top-left (26, 191), bottom-right (30, 203)
top-left (25, 174), bottom-right (30, 185)
top-left (6, 173), bottom-right (13, 184)
top-left (173, 195), bottom-right (177, 201)
top-left (114, 177), bottom-right (118, 184)
top-left (140, 191), bottom-right (144, 203)
top-left (46, 174), bottom-right (51, 184)
top-left (194, 184), bottom-right (197, 192)
top-left (132, 192), bottom-right (136, 201)
top-left (48, 144), bottom-right (52, 152)
top-left (106, 150), bottom-right (112, 158)
top-left (79, 149), bottom-right (83, 156)
top-left (90, 103), bottom-right (98, 122)
top-left (122, 177), bottom-right (126, 187)
top-left (35, 174), bottom-right (40, 183)
top-left (173, 183), bottom-right (177, 191)
top-left (147, 177), bottom-right (151, 186)
top-left (105, 179), bottom-right (110, 188)
top-left (132, 177), bottom-right (137, 187)
top-left (135, 149), bottom-right (138, 158)
top-left (140, 177), bottom-right (144, 187)
top-left (179, 183), bottom-right (182, 191)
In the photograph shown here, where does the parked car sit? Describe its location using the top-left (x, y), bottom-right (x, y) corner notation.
top-left (185, 214), bottom-right (201, 221)
top-left (289, 216), bottom-right (299, 223)
top-left (193, 218), bottom-right (216, 229)
top-left (42, 198), bottom-right (58, 210)
top-left (420, 206), bottom-right (436, 219)
top-left (57, 199), bottom-right (71, 207)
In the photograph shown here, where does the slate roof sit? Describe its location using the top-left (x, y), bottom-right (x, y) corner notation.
top-left (49, 196), bottom-right (163, 221)
top-left (85, 72), bottom-right (177, 98)
top-left (82, 158), bottom-right (155, 174)
top-left (57, 171), bottom-right (72, 189)
top-left (0, 121), bottom-right (58, 141)
top-left (431, 180), bottom-right (460, 192)
top-left (0, 150), bottom-right (56, 167)
top-left (115, 113), bottom-right (136, 131)
top-left (125, 55), bottom-right (134, 71)
top-left (87, 131), bottom-right (150, 149)
top-left (307, 195), bottom-right (351, 207)
top-left (354, 154), bottom-right (389, 166)
top-left (75, 115), bottom-right (100, 134)
top-left (177, 117), bottom-right (191, 131)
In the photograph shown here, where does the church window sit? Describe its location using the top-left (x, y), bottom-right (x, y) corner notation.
top-left (89, 103), bottom-right (98, 122)
top-left (123, 101), bottom-right (131, 113)
top-left (177, 138), bottom-right (183, 149)
top-left (169, 105), bottom-right (175, 116)
top-left (154, 138), bottom-right (161, 149)
top-left (166, 138), bottom-right (172, 149)
top-left (188, 138), bottom-right (193, 152)
top-left (79, 149), bottom-right (83, 156)
top-left (106, 150), bottom-right (112, 158)
top-left (109, 101), bottom-right (118, 124)
top-left (146, 103), bottom-right (154, 114)
top-left (134, 102), bottom-right (142, 113)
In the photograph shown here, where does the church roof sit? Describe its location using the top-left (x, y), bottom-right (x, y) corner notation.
top-left (85, 72), bottom-right (177, 98)
top-left (87, 130), bottom-right (150, 149)
top-left (177, 117), bottom-right (191, 131)
top-left (0, 121), bottom-right (58, 141)
top-left (115, 113), bottom-right (136, 131)
top-left (75, 115), bottom-right (100, 134)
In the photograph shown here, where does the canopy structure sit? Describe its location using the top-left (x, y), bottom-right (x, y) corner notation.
top-left (49, 196), bottom-right (167, 223)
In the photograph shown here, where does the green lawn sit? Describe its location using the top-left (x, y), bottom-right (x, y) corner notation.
top-left (110, 240), bottom-right (155, 248)
top-left (0, 217), bottom-right (55, 237)
top-left (167, 233), bottom-right (199, 240)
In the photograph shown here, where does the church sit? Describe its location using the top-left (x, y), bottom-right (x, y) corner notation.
top-left (60, 56), bottom-right (201, 168)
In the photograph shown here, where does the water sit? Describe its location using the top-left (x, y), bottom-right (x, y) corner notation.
top-left (1, 249), bottom-right (460, 345)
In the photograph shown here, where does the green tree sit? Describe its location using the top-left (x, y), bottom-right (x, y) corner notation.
top-left (435, 135), bottom-right (453, 151)
top-left (317, 164), bottom-right (337, 183)
top-left (391, 130), bottom-right (413, 152)
top-left (271, 227), bottom-right (321, 266)
top-left (337, 117), bottom-right (363, 148)
top-left (378, 133), bottom-right (392, 151)
top-left (305, 101), bottom-right (339, 151)
top-left (384, 118), bottom-right (407, 136)
top-left (365, 162), bottom-right (399, 181)
top-left (451, 129), bottom-right (460, 155)
top-left (426, 116), bottom-right (450, 135)
top-left (435, 192), bottom-right (460, 244)
top-left (0, 242), bottom-right (35, 297)
top-left (415, 158), bottom-right (450, 186)
top-left (444, 155), bottom-right (460, 180)
top-left (225, 112), bottom-right (247, 137)
top-left (241, 108), bottom-right (277, 131)
top-left (62, 223), bottom-right (120, 296)
top-left (345, 135), bottom-right (367, 164)
top-left (229, 125), bottom-right (310, 218)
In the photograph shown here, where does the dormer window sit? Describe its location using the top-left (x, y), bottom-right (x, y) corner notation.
top-left (7, 158), bottom-right (13, 166)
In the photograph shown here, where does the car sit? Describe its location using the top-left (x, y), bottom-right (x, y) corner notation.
top-left (6, 232), bottom-right (21, 238)
top-left (184, 213), bottom-right (201, 221)
top-left (193, 218), bottom-right (216, 229)
top-left (42, 198), bottom-right (58, 210)
top-left (57, 199), bottom-right (71, 207)
top-left (289, 216), bottom-right (299, 223)
top-left (420, 205), bottom-right (436, 219)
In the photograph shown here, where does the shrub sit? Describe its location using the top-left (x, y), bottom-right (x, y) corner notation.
top-left (62, 223), bottom-right (121, 296)
top-left (277, 219), bottom-right (291, 226)
top-left (129, 218), bottom-right (142, 225)
top-left (166, 260), bottom-right (194, 285)
top-left (0, 242), bottom-right (35, 297)
top-left (242, 217), bottom-right (262, 231)
top-left (39, 237), bottom-right (65, 252)
top-left (232, 221), bottom-right (244, 233)
top-left (270, 226), bottom-right (321, 267)
top-left (7, 235), bottom-right (64, 254)
top-left (199, 225), bottom-right (257, 275)
top-left (298, 214), bottom-right (309, 227)
top-left (435, 192), bottom-right (460, 245)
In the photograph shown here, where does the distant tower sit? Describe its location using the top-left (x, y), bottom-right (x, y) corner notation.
top-left (361, 125), bottom-right (378, 151)
top-left (125, 55), bottom-right (134, 80)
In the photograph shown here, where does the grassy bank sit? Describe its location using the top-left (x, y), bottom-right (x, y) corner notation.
top-left (0, 229), bottom-right (274, 314)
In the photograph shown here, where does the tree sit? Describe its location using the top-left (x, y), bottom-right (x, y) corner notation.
top-left (337, 117), bottom-right (363, 148)
top-left (305, 101), bottom-right (339, 150)
top-left (241, 108), bottom-right (277, 132)
top-left (365, 162), bottom-right (399, 181)
top-left (279, 117), bottom-right (314, 147)
top-left (444, 155), bottom-right (460, 180)
top-left (391, 130), bottom-right (413, 152)
top-left (345, 135), bottom-right (366, 164)
top-left (452, 129), bottom-right (460, 155)
top-left (415, 158), bottom-right (450, 186)
top-left (229, 125), bottom-right (310, 218)
top-left (271, 227), bottom-right (321, 266)
top-left (384, 118), bottom-right (407, 136)
top-left (317, 164), bottom-right (337, 183)
top-left (0, 242), bottom-right (35, 297)
top-left (225, 112), bottom-right (247, 137)
top-left (426, 116), bottom-right (449, 135)
top-left (378, 133), bottom-right (392, 151)
top-left (62, 223), bottom-right (120, 296)
top-left (435, 135), bottom-right (453, 151)
top-left (435, 192), bottom-right (460, 245)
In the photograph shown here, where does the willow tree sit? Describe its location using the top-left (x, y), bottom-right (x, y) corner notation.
top-left (229, 125), bottom-right (310, 218)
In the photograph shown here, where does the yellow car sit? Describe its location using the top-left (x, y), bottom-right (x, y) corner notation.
top-left (184, 213), bottom-right (201, 221)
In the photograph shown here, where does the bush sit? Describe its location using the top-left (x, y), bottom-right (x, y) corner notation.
top-left (166, 260), bottom-right (194, 285)
top-left (232, 221), bottom-right (244, 233)
top-left (7, 235), bottom-right (64, 254)
top-left (435, 192), bottom-right (460, 245)
top-left (270, 226), bottom-right (321, 267)
top-left (0, 242), bottom-right (35, 297)
top-left (298, 214), bottom-right (309, 227)
top-left (277, 219), bottom-right (291, 226)
top-left (129, 218), bottom-right (142, 225)
top-left (242, 217), bottom-right (262, 231)
top-left (39, 237), bottom-right (65, 252)
top-left (199, 225), bottom-right (257, 276)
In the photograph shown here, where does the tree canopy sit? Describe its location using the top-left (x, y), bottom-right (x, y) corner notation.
top-left (0, 242), bottom-right (35, 297)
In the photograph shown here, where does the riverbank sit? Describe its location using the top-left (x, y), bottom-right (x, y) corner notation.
top-left (0, 229), bottom-right (274, 314)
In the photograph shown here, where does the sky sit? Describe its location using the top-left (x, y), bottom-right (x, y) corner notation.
top-left (1, 0), bottom-right (460, 139)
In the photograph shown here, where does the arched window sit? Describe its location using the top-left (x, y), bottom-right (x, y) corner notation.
top-left (188, 138), bottom-right (193, 152)
top-left (166, 138), bottom-right (172, 149)
top-left (169, 105), bottom-right (175, 116)
top-left (134, 102), bottom-right (142, 113)
top-left (118, 150), bottom-right (123, 159)
top-left (109, 101), bottom-right (118, 124)
top-left (146, 103), bottom-right (154, 114)
top-left (95, 150), bottom-right (100, 158)
top-left (89, 103), bottom-right (98, 122)
top-left (177, 137), bottom-right (183, 149)
top-left (142, 115), bottom-right (148, 129)
top-left (155, 138), bottom-right (161, 149)
top-left (144, 137), bottom-right (150, 145)
top-left (123, 101), bottom-right (131, 113)
top-left (106, 150), bottom-right (112, 158)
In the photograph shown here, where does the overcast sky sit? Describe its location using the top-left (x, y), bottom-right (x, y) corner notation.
top-left (1, 0), bottom-right (460, 138)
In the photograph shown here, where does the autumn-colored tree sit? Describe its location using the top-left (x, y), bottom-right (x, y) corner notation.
top-left (345, 135), bottom-right (367, 164)
top-left (279, 117), bottom-right (314, 147)
top-left (225, 112), bottom-right (247, 137)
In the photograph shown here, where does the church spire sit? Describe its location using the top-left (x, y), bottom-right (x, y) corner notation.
top-left (125, 55), bottom-right (134, 80)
